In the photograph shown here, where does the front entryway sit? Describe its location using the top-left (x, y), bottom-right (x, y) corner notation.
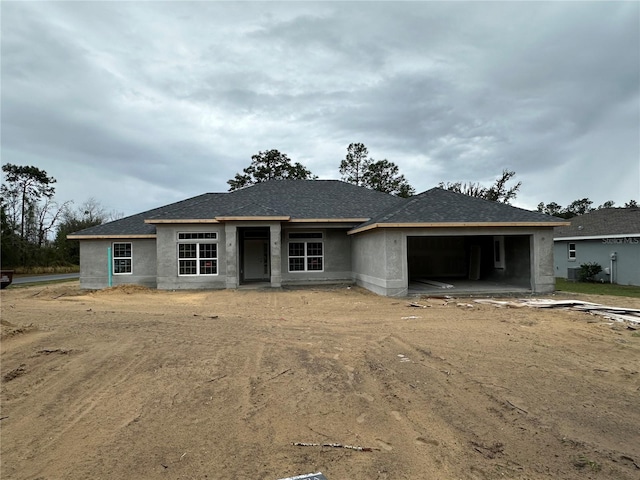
top-left (239, 227), bottom-right (270, 284)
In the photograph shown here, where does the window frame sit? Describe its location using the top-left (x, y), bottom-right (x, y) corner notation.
top-left (177, 232), bottom-right (218, 276)
top-left (112, 242), bottom-right (132, 275)
top-left (287, 232), bottom-right (324, 273)
top-left (568, 242), bottom-right (576, 261)
top-left (177, 232), bottom-right (217, 240)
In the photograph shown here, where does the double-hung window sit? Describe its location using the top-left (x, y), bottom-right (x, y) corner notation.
top-left (568, 243), bottom-right (576, 261)
top-left (288, 232), bottom-right (323, 272)
top-left (178, 232), bottom-right (218, 275)
top-left (113, 242), bottom-right (132, 274)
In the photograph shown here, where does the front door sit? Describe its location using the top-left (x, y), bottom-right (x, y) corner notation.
top-left (243, 239), bottom-right (270, 281)
top-left (240, 228), bottom-right (270, 283)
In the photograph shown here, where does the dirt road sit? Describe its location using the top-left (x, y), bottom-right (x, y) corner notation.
top-left (1, 283), bottom-right (639, 479)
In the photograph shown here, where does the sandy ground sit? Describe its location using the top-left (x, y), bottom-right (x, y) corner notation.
top-left (1, 282), bottom-right (639, 480)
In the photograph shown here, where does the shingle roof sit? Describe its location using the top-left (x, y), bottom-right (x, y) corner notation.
top-left (146, 180), bottom-right (405, 220)
top-left (69, 181), bottom-right (565, 238)
top-left (554, 208), bottom-right (640, 238)
top-left (68, 193), bottom-right (212, 237)
top-left (357, 187), bottom-right (565, 228)
top-left (70, 181), bottom-right (404, 237)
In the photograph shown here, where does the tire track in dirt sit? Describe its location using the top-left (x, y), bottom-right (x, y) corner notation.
top-left (380, 331), bottom-right (640, 478)
top-left (3, 284), bottom-right (640, 480)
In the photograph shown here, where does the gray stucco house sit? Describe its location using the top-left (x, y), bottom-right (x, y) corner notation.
top-left (68, 180), bottom-right (567, 296)
top-left (554, 207), bottom-right (640, 286)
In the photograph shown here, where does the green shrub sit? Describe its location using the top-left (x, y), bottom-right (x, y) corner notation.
top-left (578, 262), bottom-right (602, 282)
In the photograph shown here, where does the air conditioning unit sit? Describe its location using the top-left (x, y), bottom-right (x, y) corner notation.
top-left (567, 267), bottom-right (580, 281)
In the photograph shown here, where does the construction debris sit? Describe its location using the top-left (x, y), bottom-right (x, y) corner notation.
top-left (408, 302), bottom-right (429, 308)
top-left (292, 442), bottom-right (375, 452)
top-left (278, 473), bottom-right (328, 480)
top-left (474, 299), bottom-right (640, 325)
top-left (456, 303), bottom-right (474, 308)
top-left (414, 279), bottom-right (454, 289)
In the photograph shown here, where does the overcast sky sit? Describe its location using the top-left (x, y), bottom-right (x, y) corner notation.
top-left (2, 1), bottom-right (639, 218)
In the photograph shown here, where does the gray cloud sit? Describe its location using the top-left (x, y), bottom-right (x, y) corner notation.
top-left (1, 1), bottom-right (638, 217)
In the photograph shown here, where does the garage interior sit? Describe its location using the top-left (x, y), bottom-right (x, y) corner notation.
top-left (407, 235), bottom-right (532, 295)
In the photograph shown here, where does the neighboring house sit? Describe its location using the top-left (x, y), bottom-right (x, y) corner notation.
top-left (554, 208), bottom-right (640, 286)
top-left (68, 180), bottom-right (567, 296)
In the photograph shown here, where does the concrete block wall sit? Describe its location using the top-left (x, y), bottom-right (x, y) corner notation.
top-left (351, 229), bottom-right (407, 296)
top-left (79, 239), bottom-right (157, 289)
top-left (352, 227), bottom-right (557, 296)
top-left (530, 230), bottom-right (555, 293)
top-left (155, 224), bottom-right (227, 290)
top-left (280, 228), bottom-right (354, 286)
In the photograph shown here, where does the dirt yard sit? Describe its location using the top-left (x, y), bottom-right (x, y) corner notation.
top-left (1, 283), bottom-right (639, 480)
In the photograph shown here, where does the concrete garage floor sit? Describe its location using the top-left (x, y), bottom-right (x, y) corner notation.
top-left (408, 278), bottom-right (532, 297)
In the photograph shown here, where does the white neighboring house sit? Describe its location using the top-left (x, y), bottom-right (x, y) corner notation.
top-left (554, 208), bottom-right (640, 285)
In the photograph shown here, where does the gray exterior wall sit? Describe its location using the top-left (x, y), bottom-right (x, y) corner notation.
top-left (156, 224), bottom-right (227, 290)
top-left (281, 227), bottom-right (353, 286)
top-left (352, 227), bottom-right (556, 296)
top-left (554, 236), bottom-right (640, 286)
top-left (77, 224), bottom-right (557, 296)
top-left (351, 229), bottom-right (407, 296)
top-left (79, 238), bottom-right (157, 289)
top-left (530, 229), bottom-right (556, 293)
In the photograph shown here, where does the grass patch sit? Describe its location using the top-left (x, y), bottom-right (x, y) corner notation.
top-left (10, 265), bottom-right (79, 275)
top-left (573, 455), bottom-right (602, 472)
top-left (7, 277), bottom-right (79, 289)
top-left (556, 278), bottom-right (640, 298)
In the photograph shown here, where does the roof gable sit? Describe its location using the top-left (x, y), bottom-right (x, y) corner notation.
top-left (351, 188), bottom-right (567, 233)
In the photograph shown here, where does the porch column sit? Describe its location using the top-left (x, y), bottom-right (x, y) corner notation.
top-left (270, 223), bottom-right (282, 288)
top-left (225, 224), bottom-right (238, 288)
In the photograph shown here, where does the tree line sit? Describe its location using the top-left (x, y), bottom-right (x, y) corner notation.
top-left (227, 143), bottom-right (638, 216)
top-left (1, 163), bottom-right (120, 269)
top-left (2, 148), bottom-right (637, 268)
top-left (227, 143), bottom-right (416, 197)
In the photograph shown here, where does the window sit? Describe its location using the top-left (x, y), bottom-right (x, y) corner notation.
top-left (178, 232), bottom-right (217, 240)
top-left (113, 242), bottom-right (132, 274)
top-left (288, 232), bottom-right (323, 272)
top-left (568, 243), bottom-right (576, 261)
top-left (178, 234), bottom-right (217, 275)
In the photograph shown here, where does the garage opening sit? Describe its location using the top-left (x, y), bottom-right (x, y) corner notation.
top-left (407, 235), bottom-right (531, 294)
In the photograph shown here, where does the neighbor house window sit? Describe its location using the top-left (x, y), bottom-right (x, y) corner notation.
top-left (568, 243), bottom-right (576, 261)
top-left (288, 232), bottom-right (323, 272)
top-left (178, 233), bottom-right (217, 275)
top-left (113, 242), bottom-right (132, 274)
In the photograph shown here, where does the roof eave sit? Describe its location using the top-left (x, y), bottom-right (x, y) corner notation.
top-left (214, 216), bottom-right (291, 221)
top-left (145, 216), bottom-right (369, 224)
top-left (67, 234), bottom-right (157, 240)
top-left (288, 218), bottom-right (369, 223)
top-left (348, 221), bottom-right (570, 235)
top-left (145, 219), bottom-right (222, 224)
top-left (554, 233), bottom-right (640, 241)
